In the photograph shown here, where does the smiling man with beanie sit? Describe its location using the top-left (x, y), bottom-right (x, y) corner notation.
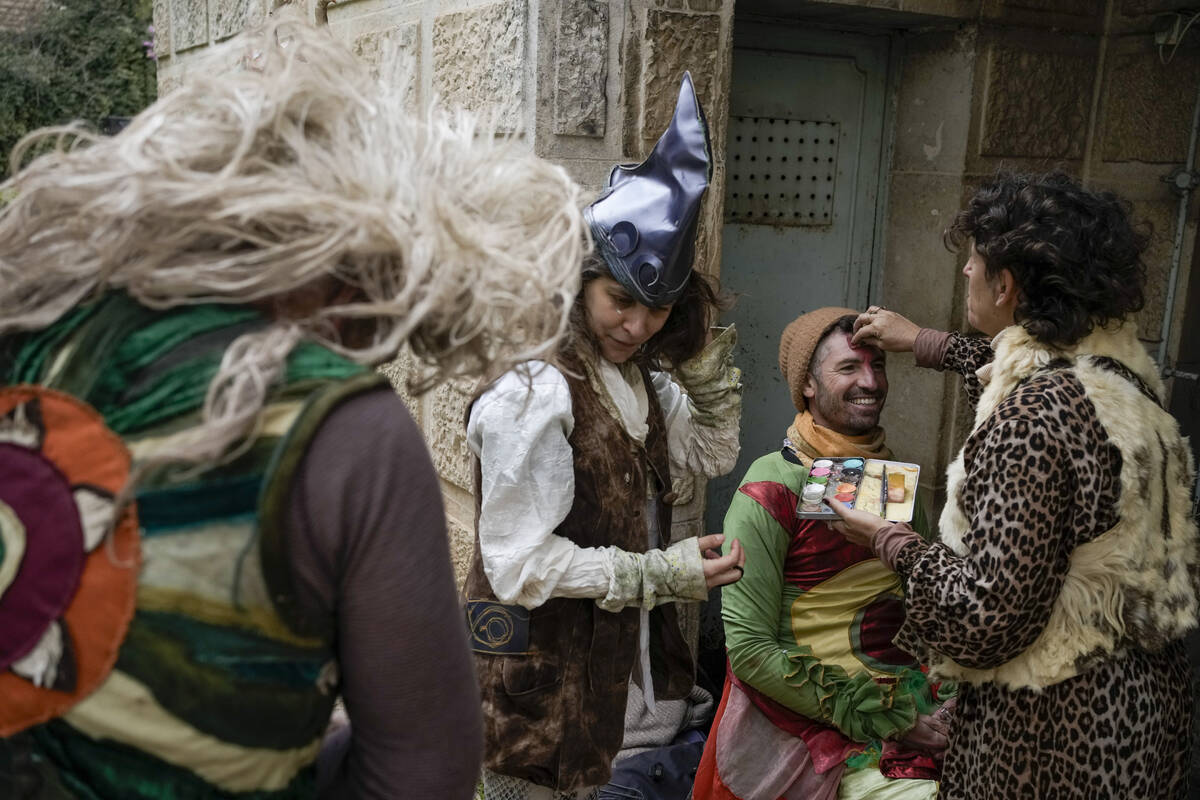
top-left (693, 309), bottom-right (951, 800)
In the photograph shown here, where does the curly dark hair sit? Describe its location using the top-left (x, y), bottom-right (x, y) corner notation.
top-left (568, 253), bottom-right (730, 369)
top-left (944, 170), bottom-right (1149, 346)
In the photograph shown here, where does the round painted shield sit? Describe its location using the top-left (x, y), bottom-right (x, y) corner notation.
top-left (0, 386), bottom-right (140, 736)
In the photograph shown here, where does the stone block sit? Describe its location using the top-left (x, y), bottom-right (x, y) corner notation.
top-left (688, 0), bottom-right (723, 10)
top-left (1121, 0), bottom-right (1194, 14)
top-left (212, 0), bottom-right (250, 41)
top-left (352, 21), bottom-right (420, 104)
top-left (426, 378), bottom-right (476, 492)
top-left (152, 0), bottom-right (171, 60)
top-left (444, 515), bottom-right (475, 592)
top-left (171, 0), bottom-right (207, 51)
top-left (1101, 49), bottom-right (1200, 164)
top-left (979, 43), bottom-right (1096, 160)
top-left (890, 27), bottom-right (976, 174)
top-left (557, 156), bottom-right (620, 197)
top-left (377, 345), bottom-right (421, 425)
top-left (157, 70), bottom-right (184, 97)
top-left (693, 204), bottom-right (717, 276)
top-left (1000, 0), bottom-right (1102, 14)
top-left (554, 0), bottom-right (608, 137)
top-left (1130, 197), bottom-right (1179, 343)
top-left (433, 0), bottom-right (526, 133)
top-left (900, 368), bottom-right (971, 519)
top-left (940, 363), bottom-right (978, 490)
top-left (882, 172), bottom-right (966, 333)
top-left (877, 356), bottom-right (945, 490)
top-left (641, 10), bottom-right (721, 151)
top-left (621, 13), bottom-right (643, 157)
top-left (879, 172), bottom-right (968, 484)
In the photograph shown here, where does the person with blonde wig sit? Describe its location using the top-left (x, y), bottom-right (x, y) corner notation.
top-left (0, 14), bottom-right (586, 800)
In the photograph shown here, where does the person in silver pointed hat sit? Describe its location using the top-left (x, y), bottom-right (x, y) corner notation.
top-left (463, 73), bottom-right (746, 799)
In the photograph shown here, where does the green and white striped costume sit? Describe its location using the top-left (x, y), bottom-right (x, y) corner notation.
top-left (2, 293), bottom-right (384, 799)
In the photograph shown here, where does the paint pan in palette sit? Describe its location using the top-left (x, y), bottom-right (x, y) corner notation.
top-left (795, 457), bottom-right (920, 522)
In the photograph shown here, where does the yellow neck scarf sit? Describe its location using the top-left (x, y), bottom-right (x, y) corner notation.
top-left (785, 410), bottom-right (892, 465)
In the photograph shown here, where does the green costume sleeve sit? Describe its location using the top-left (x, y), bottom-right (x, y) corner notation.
top-left (720, 459), bottom-right (922, 744)
top-left (911, 493), bottom-right (932, 543)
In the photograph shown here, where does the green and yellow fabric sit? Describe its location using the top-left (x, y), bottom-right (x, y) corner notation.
top-left (0, 293), bottom-right (384, 799)
top-left (721, 449), bottom-right (936, 750)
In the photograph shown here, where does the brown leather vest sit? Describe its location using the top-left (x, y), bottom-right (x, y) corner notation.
top-left (464, 351), bottom-right (695, 791)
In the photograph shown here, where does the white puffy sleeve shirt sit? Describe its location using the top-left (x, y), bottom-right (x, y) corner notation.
top-left (466, 327), bottom-right (742, 611)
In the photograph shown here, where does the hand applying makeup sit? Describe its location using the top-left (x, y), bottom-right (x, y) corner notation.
top-left (827, 498), bottom-right (892, 551)
top-left (851, 306), bottom-right (920, 353)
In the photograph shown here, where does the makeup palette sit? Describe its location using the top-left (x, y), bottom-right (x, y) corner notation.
top-left (796, 458), bottom-right (920, 522)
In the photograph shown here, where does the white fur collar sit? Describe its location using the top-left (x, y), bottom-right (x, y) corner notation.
top-left (974, 321), bottom-right (1163, 430)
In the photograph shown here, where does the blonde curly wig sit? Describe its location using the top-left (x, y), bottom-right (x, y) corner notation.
top-left (0, 13), bottom-right (585, 483)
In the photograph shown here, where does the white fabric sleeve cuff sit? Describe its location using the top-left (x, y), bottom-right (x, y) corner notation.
top-left (596, 537), bottom-right (708, 612)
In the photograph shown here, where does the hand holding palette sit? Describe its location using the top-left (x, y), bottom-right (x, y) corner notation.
top-left (796, 457), bottom-right (920, 522)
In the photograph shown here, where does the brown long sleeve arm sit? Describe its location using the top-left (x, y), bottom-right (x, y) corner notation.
top-left (286, 388), bottom-right (483, 800)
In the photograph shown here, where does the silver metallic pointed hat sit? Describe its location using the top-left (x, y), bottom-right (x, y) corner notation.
top-left (584, 72), bottom-right (712, 308)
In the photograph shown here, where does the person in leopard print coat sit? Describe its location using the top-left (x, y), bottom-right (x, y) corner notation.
top-left (832, 171), bottom-right (1198, 799)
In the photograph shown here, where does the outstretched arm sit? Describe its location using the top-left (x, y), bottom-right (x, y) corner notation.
top-left (888, 415), bottom-right (1074, 669)
top-left (836, 412), bottom-right (1076, 670)
top-left (851, 309), bottom-right (994, 408)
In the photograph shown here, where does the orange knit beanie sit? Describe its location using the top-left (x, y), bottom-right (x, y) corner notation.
top-left (778, 307), bottom-right (860, 412)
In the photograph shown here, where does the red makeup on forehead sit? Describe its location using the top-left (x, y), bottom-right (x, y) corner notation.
top-left (840, 333), bottom-right (878, 359)
top-left (844, 349), bottom-right (876, 369)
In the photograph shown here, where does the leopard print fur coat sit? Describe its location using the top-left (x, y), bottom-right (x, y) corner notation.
top-left (891, 323), bottom-right (1196, 799)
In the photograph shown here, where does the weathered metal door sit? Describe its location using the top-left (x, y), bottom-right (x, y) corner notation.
top-left (706, 23), bottom-right (892, 530)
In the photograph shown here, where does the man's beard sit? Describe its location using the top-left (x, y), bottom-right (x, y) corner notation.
top-left (811, 386), bottom-right (883, 435)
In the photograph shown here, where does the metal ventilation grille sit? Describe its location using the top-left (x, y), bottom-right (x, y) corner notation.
top-left (725, 116), bottom-right (839, 226)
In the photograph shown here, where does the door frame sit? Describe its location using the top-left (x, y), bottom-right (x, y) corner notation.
top-left (702, 17), bottom-right (901, 532)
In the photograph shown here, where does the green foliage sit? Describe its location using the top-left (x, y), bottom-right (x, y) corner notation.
top-left (0, 0), bottom-right (156, 176)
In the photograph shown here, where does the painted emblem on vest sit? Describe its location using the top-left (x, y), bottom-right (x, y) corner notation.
top-left (0, 387), bottom-right (141, 736)
top-left (466, 600), bottom-right (529, 655)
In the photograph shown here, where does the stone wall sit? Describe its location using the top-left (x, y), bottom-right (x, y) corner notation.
top-left (878, 21), bottom-right (979, 512)
top-left (532, 0), bottom-right (737, 554)
top-left (154, 0), bottom-right (1198, 590)
top-left (157, 0), bottom-right (737, 584)
top-left (823, 2), bottom-right (1200, 786)
top-left (156, 0), bottom-right (1200, 781)
top-left (828, 0), bottom-right (1200, 520)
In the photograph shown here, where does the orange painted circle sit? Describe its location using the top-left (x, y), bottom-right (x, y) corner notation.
top-left (0, 386), bottom-right (140, 736)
